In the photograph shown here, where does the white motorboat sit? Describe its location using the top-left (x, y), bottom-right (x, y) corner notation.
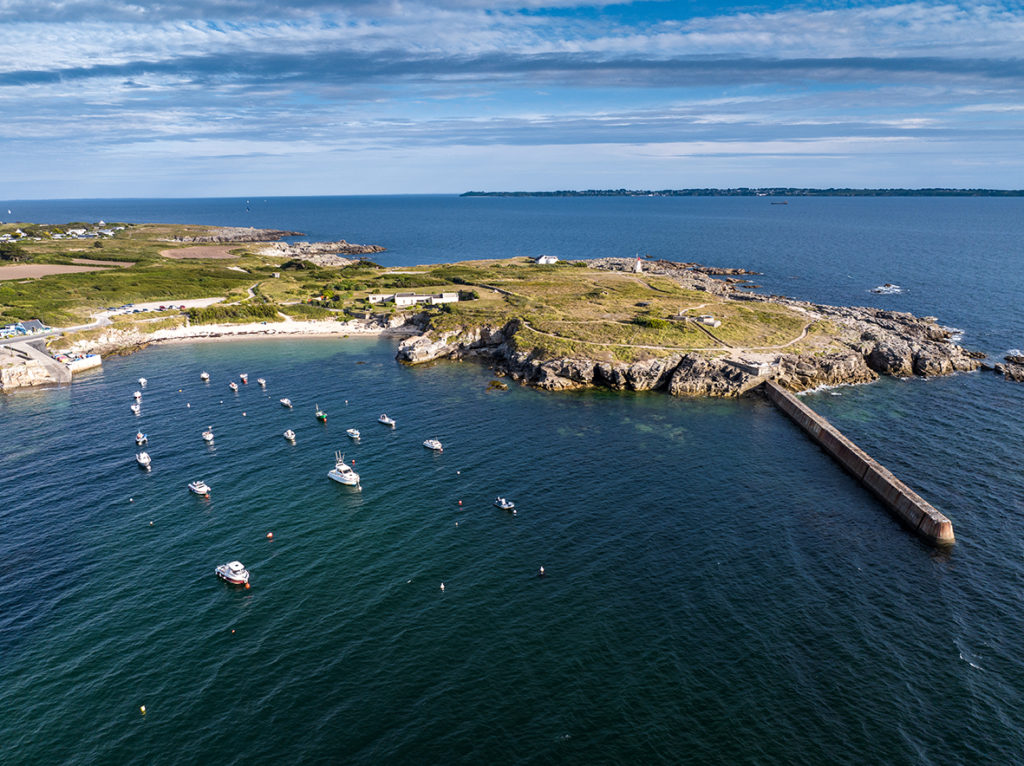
top-left (200, 371), bottom-right (210, 381)
top-left (215, 561), bottom-right (250, 585)
top-left (423, 438), bottom-right (443, 452)
top-left (188, 480), bottom-right (211, 496)
top-left (135, 432), bottom-right (148, 445)
top-left (494, 497), bottom-right (516, 511)
top-left (327, 451), bottom-right (360, 487)
top-left (132, 390), bottom-right (142, 400)
top-left (280, 398), bottom-right (293, 408)
top-left (136, 451), bottom-right (151, 468)
top-left (283, 429), bottom-right (296, 441)
top-left (130, 403), bottom-right (141, 414)
top-left (202, 427), bottom-right (214, 443)
top-left (229, 381), bottom-right (238, 391)
top-left (257, 378), bottom-right (266, 387)
top-left (378, 413), bottom-right (396, 427)
top-left (239, 373), bottom-right (248, 384)
top-left (346, 428), bottom-right (360, 439)
top-left (138, 377), bottom-right (147, 387)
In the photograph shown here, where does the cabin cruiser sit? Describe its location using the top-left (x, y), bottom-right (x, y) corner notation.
top-left (327, 452), bottom-right (360, 486)
top-left (132, 390), bottom-right (142, 400)
top-left (200, 371), bottom-right (210, 381)
top-left (136, 451), bottom-right (151, 468)
top-left (283, 429), bottom-right (296, 441)
top-left (215, 561), bottom-right (250, 585)
top-left (228, 381), bottom-right (238, 391)
top-left (239, 373), bottom-right (248, 384)
top-left (202, 427), bottom-right (214, 443)
top-left (315, 404), bottom-right (327, 423)
top-left (494, 497), bottom-right (516, 511)
top-left (135, 432), bottom-right (148, 445)
top-left (280, 398), bottom-right (293, 408)
top-left (137, 377), bottom-right (147, 387)
top-left (378, 414), bottom-right (396, 427)
top-left (188, 480), bottom-right (211, 496)
top-left (346, 428), bottom-right (360, 439)
top-left (257, 378), bottom-right (266, 387)
top-left (130, 403), bottom-right (141, 414)
top-left (423, 438), bottom-right (443, 452)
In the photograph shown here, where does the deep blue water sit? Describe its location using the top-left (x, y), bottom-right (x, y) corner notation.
top-left (2, 196), bottom-right (1024, 764)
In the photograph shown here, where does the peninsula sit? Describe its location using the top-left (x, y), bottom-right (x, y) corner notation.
top-left (3, 221), bottom-right (1016, 395)
top-left (462, 187), bottom-right (1024, 197)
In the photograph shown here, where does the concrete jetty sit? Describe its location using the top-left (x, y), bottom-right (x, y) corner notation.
top-left (763, 380), bottom-right (954, 545)
top-left (10, 341), bottom-right (71, 383)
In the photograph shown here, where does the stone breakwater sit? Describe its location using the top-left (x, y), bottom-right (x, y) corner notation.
top-left (255, 240), bottom-right (386, 266)
top-left (395, 259), bottom-right (982, 396)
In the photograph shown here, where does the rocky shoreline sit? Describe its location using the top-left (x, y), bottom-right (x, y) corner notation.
top-left (395, 258), bottom-right (987, 396)
top-left (254, 240), bottom-right (386, 266)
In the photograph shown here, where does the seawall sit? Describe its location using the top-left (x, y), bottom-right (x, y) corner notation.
top-left (763, 380), bottom-right (955, 545)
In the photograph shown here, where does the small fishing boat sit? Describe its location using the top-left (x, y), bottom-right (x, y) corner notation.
top-left (229, 381), bottom-right (238, 391)
top-left (202, 427), bottom-right (214, 443)
top-left (239, 373), bottom-right (248, 384)
top-left (423, 438), bottom-right (443, 452)
top-left (136, 451), bottom-right (151, 468)
top-left (280, 398), bottom-right (293, 408)
top-left (283, 429), bottom-right (296, 441)
top-left (315, 404), bottom-right (327, 423)
top-left (132, 390), bottom-right (142, 400)
top-left (257, 377), bottom-right (266, 387)
top-left (188, 480), bottom-right (211, 496)
top-left (138, 377), bottom-right (147, 387)
top-left (215, 561), bottom-right (250, 585)
top-left (494, 497), bottom-right (516, 511)
top-left (130, 403), bottom-right (141, 415)
top-left (378, 413), bottom-right (396, 427)
top-left (327, 451), bottom-right (360, 486)
top-left (135, 432), bottom-right (148, 445)
top-left (346, 428), bottom-right (360, 439)
top-left (200, 371), bottom-right (210, 381)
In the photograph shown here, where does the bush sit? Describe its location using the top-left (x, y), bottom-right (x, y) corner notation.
top-left (633, 315), bottom-right (669, 330)
top-left (0, 242), bottom-right (29, 262)
top-left (187, 303), bottom-right (280, 324)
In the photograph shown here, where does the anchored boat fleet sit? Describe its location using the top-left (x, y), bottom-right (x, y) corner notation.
top-left (127, 370), bottom-right (519, 590)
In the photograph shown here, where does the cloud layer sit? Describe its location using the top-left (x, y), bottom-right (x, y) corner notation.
top-left (1, 1), bottom-right (1022, 196)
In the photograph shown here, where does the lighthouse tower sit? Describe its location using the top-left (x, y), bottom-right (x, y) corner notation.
top-left (633, 253), bottom-right (643, 273)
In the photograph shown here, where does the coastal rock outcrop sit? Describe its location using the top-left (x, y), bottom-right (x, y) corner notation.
top-left (164, 227), bottom-right (301, 243)
top-left (256, 240), bottom-right (386, 266)
top-left (994, 362), bottom-right (1024, 382)
top-left (0, 356), bottom-right (57, 390)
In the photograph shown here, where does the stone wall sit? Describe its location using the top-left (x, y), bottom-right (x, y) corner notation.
top-left (763, 380), bottom-right (955, 545)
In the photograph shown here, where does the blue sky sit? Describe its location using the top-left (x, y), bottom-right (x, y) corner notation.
top-left (1, 0), bottom-right (1023, 197)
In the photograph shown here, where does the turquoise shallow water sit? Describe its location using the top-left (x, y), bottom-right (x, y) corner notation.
top-left (3, 197), bottom-right (1024, 763)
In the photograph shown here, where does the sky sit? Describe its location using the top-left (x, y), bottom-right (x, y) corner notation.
top-left (1, 0), bottom-right (1023, 198)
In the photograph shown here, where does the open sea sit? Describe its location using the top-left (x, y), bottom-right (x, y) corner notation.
top-left (2, 196), bottom-right (1023, 764)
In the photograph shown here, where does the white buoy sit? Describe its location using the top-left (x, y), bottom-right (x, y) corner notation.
top-left (440, 583), bottom-right (445, 591)
top-left (539, 566), bottom-right (545, 576)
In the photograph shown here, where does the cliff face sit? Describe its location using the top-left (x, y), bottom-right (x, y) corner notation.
top-left (395, 301), bottom-right (982, 397)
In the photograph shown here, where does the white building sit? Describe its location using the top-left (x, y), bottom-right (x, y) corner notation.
top-left (696, 315), bottom-right (722, 328)
top-left (534, 254), bottom-right (558, 265)
top-left (367, 292), bottom-right (459, 307)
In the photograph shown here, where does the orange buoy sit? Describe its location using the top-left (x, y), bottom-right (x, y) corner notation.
top-left (231, 629), bottom-right (235, 634)
top-left (266, 532), bottom-right (273, 540)
top-left (244, 582), bottom-right (251, 590)
top-left (458, 500), bottom-right (462, 506)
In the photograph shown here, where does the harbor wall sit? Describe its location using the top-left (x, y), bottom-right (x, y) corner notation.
top-left (763, 380), bottom-right (955, 545)
top-left (67, 355), bottom-right (102, 373)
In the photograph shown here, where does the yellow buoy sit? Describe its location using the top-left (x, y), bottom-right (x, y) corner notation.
top-left (140, 705), bottom-right (146, 715)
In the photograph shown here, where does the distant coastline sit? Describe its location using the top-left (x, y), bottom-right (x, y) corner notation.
top-left (461, 187), bottom-right (1024, 198)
